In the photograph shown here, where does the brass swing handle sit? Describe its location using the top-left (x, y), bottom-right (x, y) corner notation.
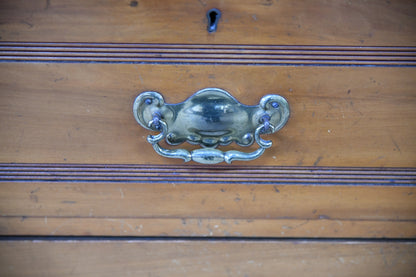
top-left (133, 88), bottom-right (290, 164)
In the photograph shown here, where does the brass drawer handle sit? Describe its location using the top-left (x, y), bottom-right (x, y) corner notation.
top-left (133, 88), bottom-right (290, 164)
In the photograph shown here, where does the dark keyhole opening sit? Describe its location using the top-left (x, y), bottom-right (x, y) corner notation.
top-left (207, 8), bottom-right (221, 33)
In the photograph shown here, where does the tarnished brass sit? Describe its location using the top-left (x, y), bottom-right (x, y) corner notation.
top-left (133, 88), bottom-right (289, 164)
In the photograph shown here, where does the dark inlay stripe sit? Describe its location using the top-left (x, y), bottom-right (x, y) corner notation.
top-left (0, 42), bottom-right (415, 66)
top-left (0, 163), bottom-right (415, 185)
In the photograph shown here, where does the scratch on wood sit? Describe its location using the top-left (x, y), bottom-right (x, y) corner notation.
top-left (54, 77), bottom-right (64, 82)
top-left (119, 188), bottom-right (125, 199)
top-left (260, 0), bottom-right (273, 6)
top-left (391, 137), bottom-right (401, 153)
top-left (349, 101), bottom-right (364, 115)
top-left (198, 0), bottom-right (207, 7)
top-left (44, 0), bottom-right (50, 10)
top-left (61, 200), bottom-right (76, 204)
top-left (30, 194), bottom-right (38, 203)
top-left (294, 220), bottom-right (310, 229)
top-left (137, 72), bottom-right (144, 85)
top-left (105, 218), bottom-right (136, 233)
top-left (20, 20), bottom-right (33, 28)
top-left (313, 156), bottom-right (323, 166)
top-left (50, 219), bottom-right (73, 235)
top-left (30, 187), bottom-right (40, 194)
top-left (134, 65), bottom-right (144, 85)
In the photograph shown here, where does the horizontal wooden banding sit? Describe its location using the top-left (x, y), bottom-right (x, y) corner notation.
top-left (0, 164), bottom-right (415, 185)
top-left (2, 217), bottom-right (416, 238)
top-left (1, 240), bottom-right (415, 277)
top-left (1, 0), bottom-right (415, 46)
top-left (0, 42), bottom-right (415, 66)
top-left (1, 164), bottom-right (415, 237)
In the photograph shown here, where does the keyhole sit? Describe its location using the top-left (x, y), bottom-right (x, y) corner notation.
top-left (207, 8), bottom-right (221, 33)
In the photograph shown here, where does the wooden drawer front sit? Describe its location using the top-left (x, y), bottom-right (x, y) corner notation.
top-left (0, 0), bottom-right (415, 45)
top-left (1, 239), bottom-right (415, 277)
top-left (0, 173), bottom-right (415, 238)
top-left (1, 64), bottom-right (415, 166)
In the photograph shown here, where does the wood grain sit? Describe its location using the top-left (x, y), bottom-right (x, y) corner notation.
top-left (0, 0), bottom-right (415, 46)
top-left (2, 217), bottom-right (416, 238)
top-left (1, 42), bottom-right (415, 66)
top-left (1, 0), bottom-right (415, 272)
top-left (0, 239), bottom-right (415, 277)
top-left (0, 63), bottom-right (415, 166)
top-left (0, 167), bottom-right (415, 237)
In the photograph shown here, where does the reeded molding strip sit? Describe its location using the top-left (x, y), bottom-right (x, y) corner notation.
top-left (0, 164), bottom-right (415, 185)
top-left (0, 42), bottom-right (415, 66)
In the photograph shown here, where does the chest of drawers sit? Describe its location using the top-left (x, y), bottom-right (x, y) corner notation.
top-left (0, 1), bottom-right (415, 276)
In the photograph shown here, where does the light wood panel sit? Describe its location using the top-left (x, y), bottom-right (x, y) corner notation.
top-left (0, 63), bottom-right (415, 166)
top-left (0, 0), bottom-right (415, 46)
top-left (0, 239), bottom-right (415, 277)
top-left (1, 0), bottom-right (414, 273)
top-left (2, 216), bottom-right (416, 238)
top-left (0, 175), bottom-right (415, 237)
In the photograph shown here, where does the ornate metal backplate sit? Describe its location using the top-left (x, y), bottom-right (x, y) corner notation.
top-left (133, 88), bottom-right (289, 164)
